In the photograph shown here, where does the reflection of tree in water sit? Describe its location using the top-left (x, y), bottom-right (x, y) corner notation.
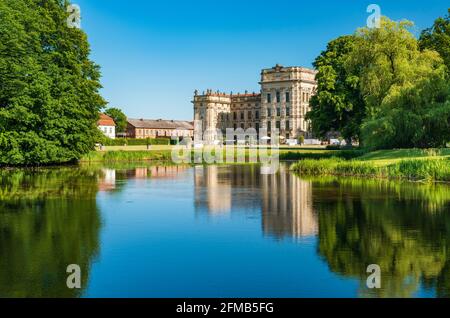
top-left (0, 168), bottom-right (101, 297)
top-left (312, 178), bottom-right (450, 297)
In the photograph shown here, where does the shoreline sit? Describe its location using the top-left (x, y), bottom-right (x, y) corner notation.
top-left (2, 148), bottom-right (449, 184)
top-left (291, 156), bottom-right (450, 183)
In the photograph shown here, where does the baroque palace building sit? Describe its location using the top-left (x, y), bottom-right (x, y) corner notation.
top-left (193, 64), bottom-right (317, 141)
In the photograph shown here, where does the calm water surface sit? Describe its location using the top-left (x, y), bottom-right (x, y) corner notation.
top-left (1, 163), bottom-right (449, 298)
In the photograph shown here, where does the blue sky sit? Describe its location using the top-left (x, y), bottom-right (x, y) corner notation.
top-left (75, 0), bottom-right (449, 120)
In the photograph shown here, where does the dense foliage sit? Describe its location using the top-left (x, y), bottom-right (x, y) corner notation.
top-left (361, 73), bottom-right (450, 149)
top-left (0, 0), bottom-right (106, 166)
top-left (350, 18), bottom-right (450, 149)
top-left (308, 14), bottom-right (450, 150)
top-left (420, 9), bottom-right (450, 74)
top-left (105, 107), bottom-right (127, 134)
top-left (307, 36), bottom-right (365, 143)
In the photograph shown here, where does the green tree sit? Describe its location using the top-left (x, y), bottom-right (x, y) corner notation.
top-left (361, 73), bottom-right (450, 149)
top-left (105, 107), bottom-right (127, 134)
top-left (307, 36), bottom-right (365, 143)
top-left (0, 0), bottom-right (106, 166)
top-left (420, 8), bottom-right (450, 74)
top-left (347, 17), bottom-right (444, 116)
top-left (346, 17), bottom-right (448, 149)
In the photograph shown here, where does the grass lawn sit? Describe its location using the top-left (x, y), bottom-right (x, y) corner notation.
top-left (358, 148), bottom-right (450, 166)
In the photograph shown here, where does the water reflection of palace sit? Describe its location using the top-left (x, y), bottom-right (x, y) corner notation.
top-left (194, 166), bottom-right (233, 214)
top-left (194, 165), bottom-right (317, 239)
top-left (261, 166), bottom-right (317, 239)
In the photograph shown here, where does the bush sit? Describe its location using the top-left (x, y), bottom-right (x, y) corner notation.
top-left (325, 145), bottom-right (341, 150)
top-left (102, 138), bottom-right (171, 146)
top-left (298, 135), bottom-right (305, 145)
top-left (280, 149), bottom-right (366, 161)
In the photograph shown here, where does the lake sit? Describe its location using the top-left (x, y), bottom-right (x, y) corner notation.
top-left (1, 163), bottom-right (449, 298)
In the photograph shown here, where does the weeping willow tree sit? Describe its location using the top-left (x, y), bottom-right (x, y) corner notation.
top-left (309, 16), bottom-right (450, 148)
top-left (345, 17), bottom-right (450, 149)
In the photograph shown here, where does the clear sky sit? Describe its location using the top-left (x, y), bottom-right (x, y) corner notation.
top-left (75, 0), bottom-right (449, 120)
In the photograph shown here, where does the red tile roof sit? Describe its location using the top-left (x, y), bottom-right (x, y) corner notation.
top-left (98, 113), bottom-right (116, 127)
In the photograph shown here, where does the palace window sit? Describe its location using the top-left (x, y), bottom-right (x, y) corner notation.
top-left (241, 123), bottom-right (245, 129)
top-left (248, 111), bottom-right (252, 119)
top-left (255, 111), bottom-right (259, 119)
top-left (285, 92), bottom-right (290, 103)
top-left (267, 121), bottom-right (271, 131)
top-left (267, 108), bottom-right (272, 117)
top-left (267, 93), bottom-right (271, 103)
top-left (277, 107), bottom-right (281, 117)
top-left (286, 120), bottom-right (290, 130)
top-left (286, 107), bottom-right (290, 116)
top-left (233, 112), bottom-right (237, 120)
top-left (276, 121), bottom-right (280, 129)
top-left (241, 112), bottom-right (244, 120)
top-left (303, 92), bottom-right (310, 103)
top-left (276, 91), bottom-right (281, 103)
top-left (255, 122), bottom-right (260, 132)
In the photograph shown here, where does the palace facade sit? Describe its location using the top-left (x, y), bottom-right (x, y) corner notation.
top-left (193, 64), bottom-right (317, 141)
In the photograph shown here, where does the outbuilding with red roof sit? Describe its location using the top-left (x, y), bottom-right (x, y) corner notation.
top-left (98, 113), bottom-right (116, 139)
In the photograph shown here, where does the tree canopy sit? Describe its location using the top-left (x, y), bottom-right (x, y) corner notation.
top-left (308, 14), bottom-right (450, 149)
top-left (105, 107), bottom-right (127, 134)
top-left (348, 17), bottom-right (449, 149)
top-left (0, 0), bottom-right (106, 165)
top-left (307, 35), bottom-right (365, 142)
top-left (420, 9), bottom-right (450, 74)
top-left (347, 18), bottom-right (444, 117)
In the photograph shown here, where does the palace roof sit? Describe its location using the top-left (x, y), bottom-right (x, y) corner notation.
top-left (128, 118), bottom-right (194, 130)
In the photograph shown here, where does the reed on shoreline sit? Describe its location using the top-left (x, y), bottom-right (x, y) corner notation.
top-left (80, 150), bottom-right (173, 163)
top-left (291, 157), bottom-right (450, 182)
